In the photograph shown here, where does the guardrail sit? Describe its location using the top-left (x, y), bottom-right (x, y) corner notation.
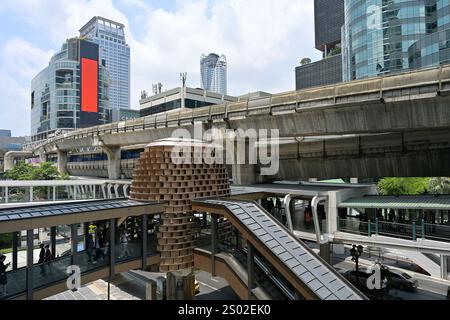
top-left (338, 218), bottom-right (450, 243)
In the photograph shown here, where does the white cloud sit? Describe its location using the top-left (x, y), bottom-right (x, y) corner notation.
top-left (0, 0), bottom-right (321, 136)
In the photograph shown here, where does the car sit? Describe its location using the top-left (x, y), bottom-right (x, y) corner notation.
top-left (388, 269), bottom-right (418, 291)
top-left (342, 269), bottom-right (371, 289)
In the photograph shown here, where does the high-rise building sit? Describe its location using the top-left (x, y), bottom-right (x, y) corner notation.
top-left (31, 38), bottom-right (109, 142)
top-left (80, 16), bottom-right (130, 110)
top-left (200, 53), bottom-right (227, 95)
top-left (315, 0), bottom-right (345, 56)
top-left (342, 0), bottom-right (450, 81)
top-left (295, 0), bottom-right (344, 90)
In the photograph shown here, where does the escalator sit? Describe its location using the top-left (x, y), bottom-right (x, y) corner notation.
top-left (192, 198), bottom-right (367, 300)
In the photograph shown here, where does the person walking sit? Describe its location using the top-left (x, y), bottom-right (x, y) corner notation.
top-left (0, 254), bottom-right (10, 297)
top-left (119, 230), bottom-right (130, 259)
top-left (95, 231), bottom-right (106, 262)
top-left (38, 243), bottom-right (46, 275)
top-left (86, 234), bottom-right (94, 263)
top-left (44, 244), bottom-right (53, 274)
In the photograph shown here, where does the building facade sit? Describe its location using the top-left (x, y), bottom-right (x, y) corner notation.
top-left (139, 87), bottom-right (237, 117)
top-left (296, 55), bottom-right (343, 90)
top-left (80, 16), bottom-right (130, 110)
top-left (200, 53), bottom-right (227, 95)
top-left (31, 38), bottom-right (109, 142)
top-left (315, 0), bottom-right (345, 55)
top-left (110, 108), bottom-right (140, 122)
top-left (295, 0), bottom-right (344, 90)
top-left (342, 0), bottom-right (450, 81)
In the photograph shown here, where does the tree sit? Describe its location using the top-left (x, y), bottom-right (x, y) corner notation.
top-left (427, 177), bottom-right (450, 195)
top-left (5, 161), bottom-right (68, 181)
top-left (300, 57), bottom-right (311, 65)
top-left (378, 178), bottom-right (430, 196)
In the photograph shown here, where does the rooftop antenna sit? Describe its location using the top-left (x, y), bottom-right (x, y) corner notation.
top-left (180, 72), bottom-right (187, 88)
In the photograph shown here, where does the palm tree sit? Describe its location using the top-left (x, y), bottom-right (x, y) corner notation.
top-left (428, 177), bottom-right (450, 195)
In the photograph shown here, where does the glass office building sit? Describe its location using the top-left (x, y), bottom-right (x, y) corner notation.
top-left (343, 0), bottom-right (450, 81)
top-left (30, 38), bottom-right (109, 142)
top-left (80, 16), bottom-right (130, 110)
top-left (200, 53), bottom-right (227, 95)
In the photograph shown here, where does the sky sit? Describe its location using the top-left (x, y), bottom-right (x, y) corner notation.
top-left (0, 0), bottom-right (321, 136)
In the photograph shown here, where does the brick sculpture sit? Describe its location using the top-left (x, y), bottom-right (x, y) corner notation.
top-left (130, 139), bottom-right (230, 272)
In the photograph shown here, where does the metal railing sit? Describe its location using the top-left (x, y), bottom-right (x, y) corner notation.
top-left (338, 218), bottom-right (450, 242)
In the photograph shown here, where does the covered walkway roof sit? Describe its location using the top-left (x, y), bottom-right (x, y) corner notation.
top-left (231, 182), bottom-right (372, 199)
top-left (0, 199), bottom-right (164, 233)
top-left (339, 195), bottom-right (450, 210)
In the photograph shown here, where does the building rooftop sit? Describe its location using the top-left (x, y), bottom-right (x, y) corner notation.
top-left (79, 16), bottom-right (125, 33)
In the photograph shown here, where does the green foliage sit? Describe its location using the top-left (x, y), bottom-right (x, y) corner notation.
top-left (329, 46), bottom-right (342, 56)
top-left (5, 161), bottom-right (67, 181)
top-left (300, 57), bottom-right (311, 65)
top-left (427, 177), bottom-right (450, 195)
top-left (0, 233), bottom-right (12, 249)
top-left (378, 178), bottom-right (431, 196)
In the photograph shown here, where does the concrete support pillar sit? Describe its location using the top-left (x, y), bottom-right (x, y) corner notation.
top-left (441, 255), bottom-right (449, 280)
top-left (247, 243), bottom-right (255, 300)
top-left (52, 186), bottom-right (56, 201)
top-left (232, 164), bottom-right (257, 186)
top-left (102, 146), bottom-right (121, 180)
top-left (3, 155), bottom-right (14, 171)
top-left (319, 242), bottom-right (331, 264)
top-left (12, 232), bottom-right (19, 270)
top-left (142, 215), bottom-right (148, 270)
top-left (57, 149), bottom-right (68, 174)
top-left (39, 153), bottom-right (48, 163)
top-left (26, 229), bottom-right (34, 300)
top-left (211, 213), bottom-right (218, 277)
top-left (50, 227), bottom-right (56, 259)
top-left (232, 138), bottom-right (257, 186)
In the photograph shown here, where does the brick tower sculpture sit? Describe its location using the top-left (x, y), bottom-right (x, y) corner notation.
top-left (129, 138), bottom-right (230, 272)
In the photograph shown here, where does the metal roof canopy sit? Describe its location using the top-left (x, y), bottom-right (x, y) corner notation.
top-left (231, 182), bottom-right (370, 199)
top-left (339, 195), bottom-right (450, 210)
top-left (192, 198), bottom-right (366, 300)
top-left (0, 199), bottom-right (163, 233)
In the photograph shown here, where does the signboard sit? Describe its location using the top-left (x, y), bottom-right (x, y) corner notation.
top-left (79, 40), bottom-right (100, 128)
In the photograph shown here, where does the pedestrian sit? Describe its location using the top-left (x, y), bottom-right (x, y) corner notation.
top-left (119, 230), bottom-right (130, 259)
top-left (0, 254), bottom-right (10, 297)
top-left (86, 234), bottom-right (94, 263)
top-left (44, 244), bottom-right (53, 274)
top-left (350, 245), bottom-right (357, 261)
top-left (276, 198), bottom-right (282, 215)
top-left (95, 232), bottom-right (106, 262)
top-left (38, 243), bottom-right (46, 275)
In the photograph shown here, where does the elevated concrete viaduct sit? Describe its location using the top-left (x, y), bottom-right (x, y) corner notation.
top-left (19, 65), bottom-right (450, 181)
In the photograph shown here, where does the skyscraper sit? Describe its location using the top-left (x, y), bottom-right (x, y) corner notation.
top-left (295, 0), bottom-right (344, 90)
top-left (200, 53), bottom-right (227, 95)
top-left (31, 38), bottom-right (109, 142)
top-left (342, 0), bottom-right (450, 81)
top-left (80, 16), bottom-right (130, 110)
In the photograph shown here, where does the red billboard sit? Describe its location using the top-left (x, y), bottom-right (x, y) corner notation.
top-left (81, 57), bottom-right (98, 113)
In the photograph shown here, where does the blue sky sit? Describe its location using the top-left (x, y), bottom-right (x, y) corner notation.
top-left (0, 0), bottom-right (320, 136)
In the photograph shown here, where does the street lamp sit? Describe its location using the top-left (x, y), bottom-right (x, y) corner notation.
top-left (350, 244), bottom-right (364, 287)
